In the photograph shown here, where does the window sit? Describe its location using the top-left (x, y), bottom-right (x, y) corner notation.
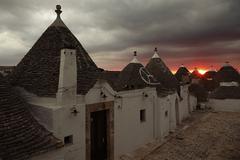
top-left (140, 109), bottom-right (146, 122)
top-left (165, 111), bottom-right (168, 117)
top-left (64, 135), bottom-right (73, 145)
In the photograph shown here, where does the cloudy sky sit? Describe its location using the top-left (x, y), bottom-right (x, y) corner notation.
top-left (0, 0), bottom-right (239, 72)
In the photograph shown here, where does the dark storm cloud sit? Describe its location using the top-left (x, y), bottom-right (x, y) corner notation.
top-left (88, 0), bottom-right (240, 51)
top-left (0, 0), bottom-right (239, 70)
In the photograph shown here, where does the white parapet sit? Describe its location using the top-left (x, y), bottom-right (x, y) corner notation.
top-left (57, 48), bottom-right (77, 107)
top-left (220, 81), bottom-right (239, 87)
top-left (209, 99), bottom-right (240, 112)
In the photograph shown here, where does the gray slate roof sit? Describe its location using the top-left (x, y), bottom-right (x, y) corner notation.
top-left (100, 71), bottom-right (120, 91)
top-left (0, 76), bottom-right (62, 160)
top-left (9, 5), bottom-right (101, 97)
top-left (117, 63), bottom-right (150, 91)
top-left (146, 55), bottom-right (179, 91)
top-left (190, 69), bottom-right (202, 79)
top-left (100, 63), bottom-right (170, 96)
top-left (203, 70), bottom-right (217, 79)
top-left (216, 65), bottom-right (240, 83)
top-left (210, 86), bottom-right (240, 99)
top-left (209, 65), bottom-right (240, 99)
top-left (175, 66), bottom-right (190, 82)
top-left (201, 70), bottom-right (218, 92)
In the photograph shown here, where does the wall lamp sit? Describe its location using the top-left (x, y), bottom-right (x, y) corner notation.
top-left (100, 91), bottom-right (107, 99)
top-left (71, 107), bottom-right (79, 116)
top-left (142, 92), bottom-right (148, 98)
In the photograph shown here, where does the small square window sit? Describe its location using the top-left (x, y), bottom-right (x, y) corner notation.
top-left (140, 109), bottom-right (146, 122)
top-left (64, 135), bottom-right (73, 145)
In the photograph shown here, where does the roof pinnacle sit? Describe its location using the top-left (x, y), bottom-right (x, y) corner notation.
top-left (51, 5), bottom-right (66, 27)
top-left (152, 47), bottom-right (160, 59)
top-left (223, 61), bottom-right (230, 67)
top-left (130, 51), bottom-right (140, 63)
top-left (55, 5), bottom-right (62, 17)
top-left (134, 51), bottom-right (137, 57)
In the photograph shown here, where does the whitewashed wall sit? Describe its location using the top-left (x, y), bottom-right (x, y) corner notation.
top-left (30, 81), bottom-right (114, 160)
top-left (30, 102), bottom-right (86, 160)
top-left (84, 81), bottom-right (157, 159)
top-left (208, 99), bottom-right (240, 112)
top-left (168, 93), bottom-right (178, 131)
top-left (114, 89), bottom-right (156, 158)
top-left (189, 94), bottom-right (197, 111)
top-left (28, 80), bottom-right (196, 160)
top-left (84, 81), bottom-right (115, 104)
top-left (157, 96), bottom-right (171, 138)
top-left (179, 85), bottom-right (190, 121)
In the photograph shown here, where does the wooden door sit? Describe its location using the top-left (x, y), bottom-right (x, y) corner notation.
top-left (91, 110), bottom-right (107, 160)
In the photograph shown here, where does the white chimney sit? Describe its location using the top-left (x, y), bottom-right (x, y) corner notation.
top-left (57, 48), bottom-right (77, 106)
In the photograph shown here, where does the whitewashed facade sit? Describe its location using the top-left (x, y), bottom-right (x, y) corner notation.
top-left (23, 48), bottom-right (198, 160)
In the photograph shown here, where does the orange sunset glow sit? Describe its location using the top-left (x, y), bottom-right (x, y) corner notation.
top-left (190, 69), bottom-right (207, 75)
top-left (172, 68), bottom-right (207, 75)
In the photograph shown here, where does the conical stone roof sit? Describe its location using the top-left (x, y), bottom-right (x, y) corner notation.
top-left (118, 63), bottom-right (147, 91)
top-left (201, 67), bottom-right (218, 92)
top-left (175, 65), bottom-right (190, 82)
top-left (146, 48), bottom-right (179, 91)
top-left (101, 51), bottom-right (170, 96)
top-left (100, 71), bottom-right (120, 91)
top-left (190, 68), bottom-right (202, 79)
top-left (204, 70), bottom-right (217, 79)
top-left (9, 5), bottom-right (100, 96)
top-left (209, 63), bottom-right (240, 99)
top-left (0, 76), bottom-right (62, 160)
top-left (216, 63), bottom-right (240, 83)
top-left (117, 52), bottom-right (151, 91)
top-left (204, 66), bottom-right (217, 79)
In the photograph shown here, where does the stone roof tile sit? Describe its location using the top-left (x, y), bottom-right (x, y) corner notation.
top-left (9, 5), bottom-right (99, 96)
top-left (216, 65), bottom-right (240, 83)
top-left (175, 66), bottom-right (190, 82)
top-left (146, 54), bottom-right (179, 91)
top-left (0, 76), bottom-right (62, 160)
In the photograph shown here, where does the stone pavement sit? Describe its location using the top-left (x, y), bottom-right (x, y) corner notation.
top-left (119, 111), bottom-right (240, 160)
top-left (144, 111), bottom-right (240, 160)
